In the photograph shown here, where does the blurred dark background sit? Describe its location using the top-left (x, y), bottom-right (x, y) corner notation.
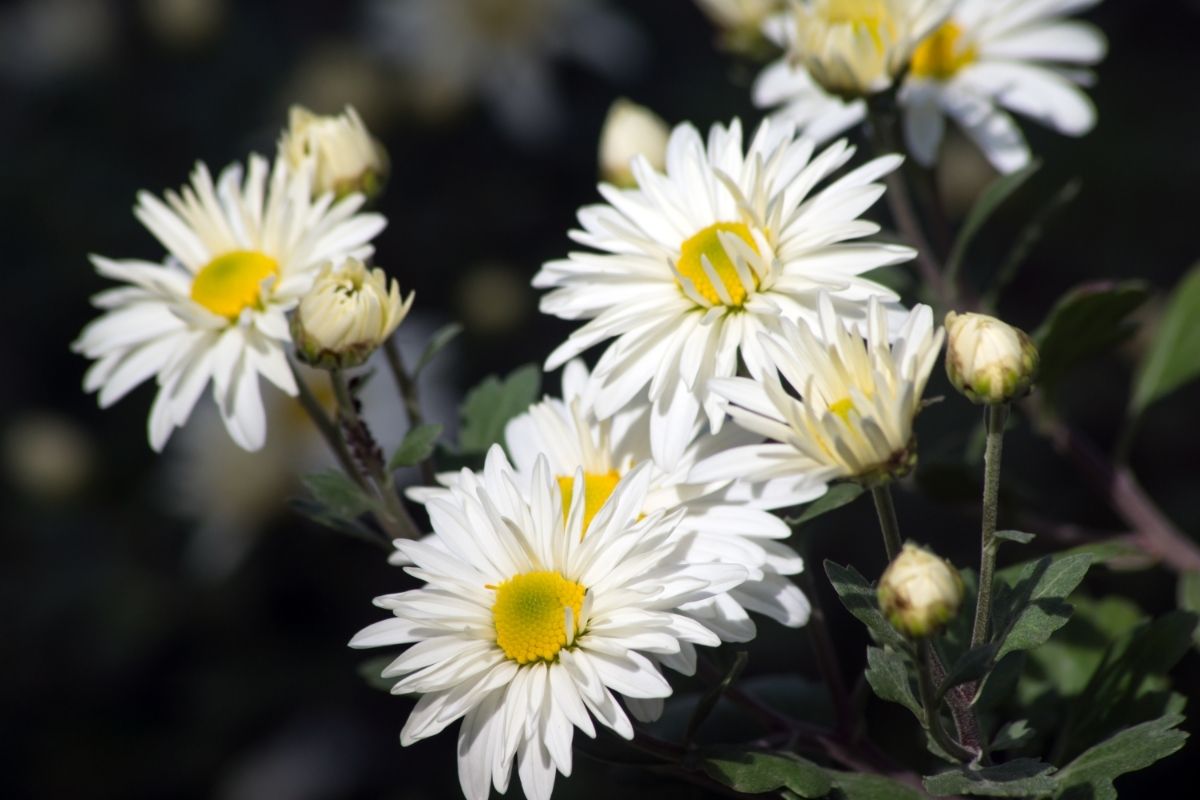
top-left (3, 1), bottom-right (1199, 798)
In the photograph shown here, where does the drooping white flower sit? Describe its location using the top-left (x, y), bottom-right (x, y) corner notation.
top-left (535, 117), bottom-right (912, 466)
top-left (72, 155), bottom-right (387, 451)
top-left (692, 294), bottom-right (943, 488)
top-left (598, 98), bottom-right (669, 188)
top-left (353, 445), bottom-right (747, 800)
top-left (278, 104), bottom-right (389, 199)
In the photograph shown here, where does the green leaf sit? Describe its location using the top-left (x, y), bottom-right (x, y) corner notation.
top-left (937, 643), bottom-right (998, 702)
top-left (686, 651), bottom-right (748, 745)
top-left (1034, 280), bottom-right (1150, 392)
top-left (1053, 714), bottom-right (1188, 800)
top-left (301, 470), bottom-right (378, 518)
top-left (1131, 264), bottom-right (1200, 415)
top-left (994, 530), bottom-right (1035, 545)
top-left (925, 759), bottom-right (1057, 797)
top-left (946, 159), bottom-right (1041, 284)
top-left (457, 364), bottom-right (541, 454)
top-left (992, 553), bottom-right (1093, 660)
top-left (824, 561), bottom-right (904, 648)
top-left (1177, 572), bottom-right (1200, 649)
top-left (387, 423), bottom-right (443, 470)
top-left (413, 322), bottom-right (463, 376)
top-left (289, 498), bottom-right (381, 545)
top-left (992, 720), bottom-right (1036, 752)
top-left (826, 771), bottom-right (925, 800)
top-left (702, 751), bottom-right (832, 797)
top-left (982, 178), bottom-right (1081, 309)
top-left (786, 483), bottom-right (864, 527)
top-left (864, 646), bottom-right (922, 720)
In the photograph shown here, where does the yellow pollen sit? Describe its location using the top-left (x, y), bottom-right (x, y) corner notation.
top-left (557, 471), bottom-right (621, 534)
top-left (910, 22), bottom-right (976, 80)
top-left (829, 397), bottom-right (856, 422)
top-left (825, 0), bottom-right (895, 53)
top-left (676, 222), bottom-right (760, 307)
top-left (190, 250), bottom-right (279, 319)
top-left (490, 571), bottom-right (586, 665)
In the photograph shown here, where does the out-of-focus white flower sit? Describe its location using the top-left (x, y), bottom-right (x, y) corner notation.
top-left (3, 412), bottom-right (94, 500)
top-left (365, 0), bottom-right (643, 142)
top-left (693, 295), bottom-right (944, 488)
top-left (944, 311), bottom-right (1038, 405)
top-left (138, 0), bottom-right (225, 49)
top-left (0, 0), bottom-right (116, 84)
top-left (72, 155), bottom-right (386, 451)
top-left (598, 98), bottom-right (669, 188)
top-left (877, 542), bottom-right (964, 638)
top-left (695, 0), bottom-right (785, 54)
top-left (293, 258), bottom-right (413, 369)
top-left (352, 446), bottom-right (747, 800)
top-left (535, 116), bottom-right (911, 466)
top-left (279, 105), bottom-right (389, 200)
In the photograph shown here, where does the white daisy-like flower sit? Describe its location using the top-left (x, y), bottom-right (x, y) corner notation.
top-left (72, 155), bottom-right (387, 451)
top-left (692, 294), bottom-right (943, 488)
top-left (352, 445), bottom-right (747, 800)
top-left (898, 0), bottom-right (1107, 173)
top-left (534, 117), bottom-right (913, 466)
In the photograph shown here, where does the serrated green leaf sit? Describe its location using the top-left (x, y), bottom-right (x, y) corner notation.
top-left (864, 646), bottom-right (922, 720)
top-left (946, 159), bottom-right (1041, 286)
top-left (994, 530), bottom-right (1035, 545)
top-left (387, 423), bottom-right (443, 470)
top-left (289, 498), bottom-right (381, 545)
top-left (937, 643), bottom-right (998, 702)
top-left (925, 759), bottom-right (1057, 797)
top-left (992, 554), bottom-right (1092, 660)
top-left (786, 483), bottom-right (864, 527)
top-left (686, 651), bottom-right (748, 745)
top-left (413, 322), bottom-right (463, 376)
top-left (826, 771), bottom-right (925, 800)
top-left (992, 720), bottom-right (1035, 752)
top-left (1053, 714), bottom-right (1188, 800)
top-left (457, 364), bottom-right (541, 454)
top-left (1177, 572), bottom-right (1200, 649)
top-left (702, 751), bottom-right (832, 797)
top-left (1131, 264), bottom-right (1200, 415)
top-left (301, 470), bottom-right (378, 518)
top-left (824, 561), bottom-right (904, 648)
top-left (1034, 280), bottom-right (1149, 393)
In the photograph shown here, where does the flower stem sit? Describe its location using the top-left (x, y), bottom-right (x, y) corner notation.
top-left (971, 403), bottom-right (1009, 648)
top-left (289, 360), bottom-right (368, 491)
top-left (383, 337), bottom-right (437, 486)
top-left (870, 483), bottom-right (903, 561)
top-left (917, 641), bottom-right (977, 763)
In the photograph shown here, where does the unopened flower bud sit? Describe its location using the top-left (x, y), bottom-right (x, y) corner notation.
top-left (694, 0), bottom-right (782, 56)
top-left (944, 311), bottom-right (1039, 405)
top-left (599, 99), bottom-right (669, 189)
top-left (293, 258), bottom-right (413, 369)
top-left (279, 105), bottom-right (389, 200)
top-left (877, 543), bottom-right (963, 639)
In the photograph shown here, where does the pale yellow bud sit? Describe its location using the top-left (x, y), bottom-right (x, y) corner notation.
top-left (599, 99), bottom-right (669, 189)
top-left (694, 0), bottom-right (783, 55)
top-left (877, 543), bottom-right (963, 639)
top-left (279, 105), bottom-right (388, 200)
top-left (293, 258), bottom-right (413, 369)
top-left (944, 311), bottom-right (1039, 405)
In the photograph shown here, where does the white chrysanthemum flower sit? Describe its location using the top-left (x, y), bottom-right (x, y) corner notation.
top-left (535, 117), bottom-right (913, 466)
top-left (693, 294), bottom-right (943, 488)
top-left (279, 104), bottom-right (389, 199)
top-left (598, 98), bottom-right (669, 188)
top-left (72, 155), bottom-right (387, 451)
top-left (353, 445), bottom-right (747, 800)
top-left (898, 0), bottom-right (1106, 172)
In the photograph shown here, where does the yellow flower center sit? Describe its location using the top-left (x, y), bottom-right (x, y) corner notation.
top-left (676, 222), bottom-right (761, 307)
top-left (910, 22), bottom-right (976, 80)
top-left (190, 250), bottom-right (279, 319)
top-left (828, 397), bottom-right (856, 422)
top-left (824, 0), bottom-right (896, 53)
top-left (557, 470), bottom-right (621, 534)
top-left (489, 571), bottom-right (586, 664)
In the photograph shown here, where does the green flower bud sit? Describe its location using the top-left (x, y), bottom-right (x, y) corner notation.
top-left (877, 543), bottom-right (964, 639)
top-left (944, 311), bottom-right (1039, 405)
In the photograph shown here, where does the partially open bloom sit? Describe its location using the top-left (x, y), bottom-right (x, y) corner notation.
top-left (877, 542), bottom-right (964, 638)
top-left (944, 311), bottom-right (1038, 405)
top-left (293, 257), bottom-right (413, 368)
top-left (278, 104), bottom-right (388, 199)
top-left (787, 0), bottom-right (951, 97)
top-left (72, 156), bottom-right (386, 451)
top-left (693, 294), bottom-right (944, 488)
top-left (598, 98), bottom-right (669, 188)
top-left (353, 446), bottom-right (746, 800)
top-left (536, 117), bottom-right (912, 466)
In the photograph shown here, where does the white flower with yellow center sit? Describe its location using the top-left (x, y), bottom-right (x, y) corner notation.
top-left (278, 104), bottom-right (389, 199)
top-left (534, 117), bottom-right (913, 466)
top-left (692, 294), bottom-right (943, 488)
top-left (72, 155), bottom-right (387, 451)
top-left (353, 445), bottom-right (747, 800)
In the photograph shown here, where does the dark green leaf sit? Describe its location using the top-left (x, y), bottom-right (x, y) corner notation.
top-left (1131, 264), bottom-right (1200, 415)
top-left (786, 483), bottom-right (864, 527)
top-left (925, 759), bottom-right (1057, 797)
top-left (994, 530), bottom-right (1035, 545)
top-left (1034, 280), bottom-right (1150, 392)
top-left (457, 364), bottom-right (541, 454)
top-left (686, 651), bottom-right (748, 745)
top-left (992, 720), bottom-right (1035, 752)
top-left (824, 561), bottom-right (904, 647)
top-left (702, 751), bottom-right (832, 797)
top-left (864, 646), bottom-right (922, 719)
top-left (937, 643), bottom-right (998, 702)
top-left (387, 423), bottom-right (443, 470)
top-left (992, 554), bottom-right (1092, 660)
top-left (1176, 572), bottom-right (1200, 649)
top-left (946, 159), bottom-right (1041, 284)
top-left (1053, 714), bottom-right (1188, 800)
top-left (826, 771), bottom-right (924, 800)
top-left (289, 497), bottom-right (380, 545)
top-left (413, 322), bottom-right (463, 376)
top-left (982, 178), bottom-right (1081, 309)
top-left (301, 470), bottom-right (378, 518)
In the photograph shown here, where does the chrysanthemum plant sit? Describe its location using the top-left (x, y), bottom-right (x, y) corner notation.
top-left (74, 2), bottom-right (1200, 796)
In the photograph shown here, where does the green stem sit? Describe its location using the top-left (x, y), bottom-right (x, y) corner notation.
top-left (383, 337), bottom-right (437, 485)
top-left (971, 403), bottom-right (1009, 648)
top-left (870, 483), bottom-right (903, 561)
top-left (917, 641), bottom-right (977, 763)
top-left (289, 360), bottom-right (368, 491)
